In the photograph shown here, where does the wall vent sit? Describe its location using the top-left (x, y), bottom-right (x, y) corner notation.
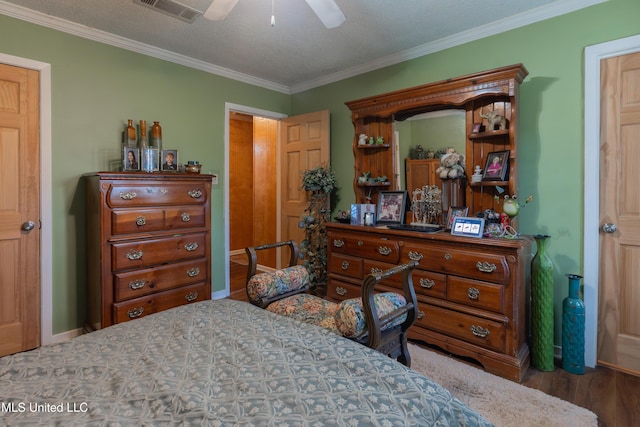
top-left (133, 0), bottom-right (203, 23)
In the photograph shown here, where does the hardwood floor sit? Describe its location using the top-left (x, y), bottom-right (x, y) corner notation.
top-left (229, 258), bottom-right (639, 427)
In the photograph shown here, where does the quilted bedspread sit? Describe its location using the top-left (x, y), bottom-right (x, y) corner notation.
top-left (0, 299), bottom-right (492, 426)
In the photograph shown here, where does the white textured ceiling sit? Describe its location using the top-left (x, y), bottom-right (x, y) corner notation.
top-left (0, 0), bottom-right (604, 93)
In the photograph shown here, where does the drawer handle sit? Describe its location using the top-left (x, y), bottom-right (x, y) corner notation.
top-left (336, 287), bottom-right (347, 296)
top-left (378, 246), bottom-right (392, 256)
top-left (341, 261), bottom-right (350, 270)
top-left (181, 213), bottom-right (191, 222)
top-left (126, 250), bottom-right (143, 260)
top-left (419, 278), bottom-right (435, 289)
top-left (136, 216), bottom-right (146, 226)
top-left (333, 239), bottom-right (345, 248)
top-left (370, 267), bottom-right (383, 274)
top-left (119, 191), bottom-right (137, 200)
top-left (476, 261), bottom-right (497, 273)
top-left (357, 240), bottom-right (364, 246)
top-left (128, 279), bottom-right (147, 290)
top-left (186, 267), bottom-right (200, 277)
top-left (444, 253), bottom-right (452, 260)
top-left (470, 325), bottom-right (490, 338)
top-left (188, 189), bottom-right (202, 198)
top-left (467, 287), bottom-right (480, 300)
top-left (127, 307), bottom-right (144, 319)
top-left (408, 251), bottom-right (423, 261)
top-left (185, 291), bottom-right (198, 302)
top-left (184, 242), bottom-right (199, 251)
top-left (417, 310), bottom-right (425, 320)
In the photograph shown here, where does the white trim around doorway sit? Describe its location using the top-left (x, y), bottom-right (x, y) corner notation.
top-left (584, 33), bottom-right (640, 368)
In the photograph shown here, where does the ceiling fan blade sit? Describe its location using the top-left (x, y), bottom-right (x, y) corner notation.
top-left (304, 0), bottom-right (345, 29)
top-left (203, 0), bottom-right (240, 21)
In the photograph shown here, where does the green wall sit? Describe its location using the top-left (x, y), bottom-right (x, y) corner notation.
top-left (290, 0), bottom-right (639, 344)
top-left (1, 0), bottom-right (638, 345)
top-left (0, 14), bottom-right (290, 334)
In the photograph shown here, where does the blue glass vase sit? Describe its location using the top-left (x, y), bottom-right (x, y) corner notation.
top-left (562, 274), bottom-right (585, 374)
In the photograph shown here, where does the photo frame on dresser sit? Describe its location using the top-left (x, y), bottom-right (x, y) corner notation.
top-left (482, 150), bottom-right (510, 181)
top-left (161, 149), bottom-right (179, 171)
top-left (123, 148), bottom-right (140, 171)
top-left (376, 191), bottom-right (407, 224)
top-left (450, 216), bottom-right (485, 238)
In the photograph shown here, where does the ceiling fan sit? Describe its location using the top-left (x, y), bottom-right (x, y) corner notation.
top-left (203, 0), bottom-right (346, 29)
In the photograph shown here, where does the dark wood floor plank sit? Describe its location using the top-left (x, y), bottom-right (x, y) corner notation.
top-left (616, 371), bottom-right (640, 427)
top-left (575, 365), bottom-right (616, 427)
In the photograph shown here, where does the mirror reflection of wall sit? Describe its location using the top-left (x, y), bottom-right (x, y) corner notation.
top-left (395, 110), bottom-right (466, 190)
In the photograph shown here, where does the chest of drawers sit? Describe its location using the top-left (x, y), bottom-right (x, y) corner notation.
top-left (326, 223), bottom-right (532, 382)
top-left (85, 172), bottom-right (212, 329)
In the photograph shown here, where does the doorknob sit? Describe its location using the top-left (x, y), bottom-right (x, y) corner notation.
top-left (21, 221), bottom-right (36, 231)
top-left (602, 223), bottom-right (617, 233)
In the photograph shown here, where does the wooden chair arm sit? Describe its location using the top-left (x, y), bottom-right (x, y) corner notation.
top-left (245, 240), bottom-right (299, 284)
top-left (361, 261), bottom-right (419, 350)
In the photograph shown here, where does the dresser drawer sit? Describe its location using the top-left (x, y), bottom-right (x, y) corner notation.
top-left (328, 253), bottom-right (363, 279)
top-left (114, 258), bottom-right (208, 301)
top-left (111, 233), bottom-right (207, 271)
top-left (402, 244), bottom-right (510, 284)
top-left (327, 279), bottom-right (361, 302)
top-left (416, 302), bottom-right (506, 353)
top-left (413, 269), bottom-right (447, 299)
top-left (106, 182), bottom-right (208, 208)
top-left (112, 283), bottom-right (207, 324)
top-left (363, 259), bottom-right (400, 286)
top-left (112, 207), bottom-right (206, 235)
top-left (346, 236), bottom-right (401, 263)
top-left (448, 276), bottom-right (504, 314)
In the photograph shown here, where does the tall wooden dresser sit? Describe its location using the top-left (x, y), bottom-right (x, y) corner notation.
top-left (85, 172), bottom-right (212, 329)
top-left (326, 223), bottom-right (532, 382)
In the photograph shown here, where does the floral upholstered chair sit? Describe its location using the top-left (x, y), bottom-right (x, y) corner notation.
top-left (245, 240), bottom-right (419, 367)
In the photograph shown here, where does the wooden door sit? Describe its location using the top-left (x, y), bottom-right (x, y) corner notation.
top-left (598, 52), bottom-right (640, 374)
top-left (280, 110), bottom-right (330, 254)
top-left (0, 64), bottom-right (40, 356)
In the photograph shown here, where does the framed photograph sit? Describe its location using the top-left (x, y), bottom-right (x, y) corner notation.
top-left (482, 150), bottom-right (510, 181)
top-left (446, 206), bottom-right (469, 230)
top-left (471, 123), bottom-right (483, 133)
top-left (450, 217), bottom-right (485, 238)
top-left (161, 149), bottom-right (179, 171)
top-left (350, 204), bottom-right (376, 225)
top-left (123, 147), bottom-right (140, 171)
top-left (376, 191), bottom-right (407, 224)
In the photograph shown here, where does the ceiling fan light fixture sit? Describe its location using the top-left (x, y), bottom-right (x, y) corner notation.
top-left (203, 0), bottom-right (239, 20)
top-left (304, 0), bottom-right (345, 29)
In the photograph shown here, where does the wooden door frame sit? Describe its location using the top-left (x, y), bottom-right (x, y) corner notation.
top-left (584, 34), bottom-right (640, 368)
top-left (222, 102), bottom-right (287, 298)
top-left (0, 53), bottom-right (53, 346)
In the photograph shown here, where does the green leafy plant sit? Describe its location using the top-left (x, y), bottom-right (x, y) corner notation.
top-left (301, 166), bottom-right (336, 193)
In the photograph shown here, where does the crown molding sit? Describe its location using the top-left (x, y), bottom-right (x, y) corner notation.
top-left (1, 0), bottom-right (606, 95)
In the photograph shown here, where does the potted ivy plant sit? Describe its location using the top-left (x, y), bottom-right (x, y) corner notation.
top-left (298, 166), bottom-right (336, 288)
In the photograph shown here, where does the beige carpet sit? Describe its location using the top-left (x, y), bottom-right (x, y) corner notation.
top-left (408, 343), bottom-right (598, 427)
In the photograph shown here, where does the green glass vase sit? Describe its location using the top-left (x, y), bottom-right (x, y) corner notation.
top-left (531, 234), bottom-right (555, 371)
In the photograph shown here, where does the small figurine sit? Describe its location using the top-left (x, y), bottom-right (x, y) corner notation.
top-left (480, 106), bottom-right (507, 131)
top-left (358, 134), bottom-right (367, 145)
top-left (472, 165), bottom-right (483, 183)
top-left (376, 136), bottom-right (384, 144)
top-left (368, 136), bottom-right (375, 145)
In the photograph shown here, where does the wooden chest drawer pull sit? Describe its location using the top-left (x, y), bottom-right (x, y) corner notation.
top-left (357, 240), bottom-right (364, 246)
top-left (184, 242), bottom-right (199, 251)
top-left (185, 291), bottom-right (198, 302)
top-left (332, 239), bottom-right (345, 248)
top-left (416, 310), bottom-right (425, 319)
top-left (378, 246), bottom-right (392, 256)
top-left (336, 287), bottom-right (347, 296)
top-left (470, 325), bottom-right (490, 338)
top-left (444, 253), bottom-right (452, 260)
top-left (408, 251), bottom-right (423, 261)
top-left (181, 213), bottom-right (191, 222)
top-left (186, 267), bottom-right (200, 277)
top-left (127, 307), bottom-right (144, 319)
top-left (341, 260), bottom-right (350, 270)
top-left (370, 267), bottom-right (383, 274)
top-left (126, 250), bottom-right (143, 260)
top-left (135, 216), bottom-right (146, 226)
top-left (419, 278), bottom-right (435, 289)
top-left (188, 189), bottom-right (202, 198)
top-left (476, 261), bottom-right (497, 273)
top-left (128, 279), bottom-right (147, 290)
top-left (467, 287), bottom-right (480, 300)
top-left (119, 191), bottom-right (137, 200)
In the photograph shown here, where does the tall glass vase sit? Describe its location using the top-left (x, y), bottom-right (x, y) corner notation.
top-left (562, 274), bottom-right (585, 374)
top-left (531, 234), bottom-right (555, 371)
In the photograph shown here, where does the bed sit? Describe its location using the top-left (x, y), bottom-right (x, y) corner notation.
top-left (0, 299), bottom-right (491, 426)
